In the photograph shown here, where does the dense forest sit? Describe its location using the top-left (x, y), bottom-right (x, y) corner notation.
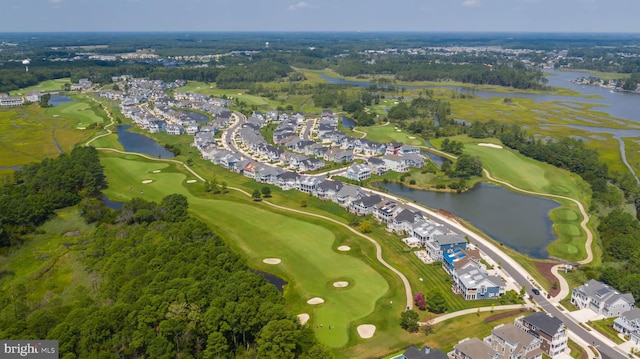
top-left (0, 146), bottom-right (106, 247)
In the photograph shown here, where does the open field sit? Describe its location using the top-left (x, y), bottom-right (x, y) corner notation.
top-left (356, 124), bottom-right (426, 146)
top-left (99, 154), bottom-right (404, 353)
top-left (46, 95), bottom-right (107, 129)
top-left (9, 78), bottom-right (70, 96)
top-left (0, 207), bottom-right (96, 306)
top-left (0, 105), bottom-right (93, 167)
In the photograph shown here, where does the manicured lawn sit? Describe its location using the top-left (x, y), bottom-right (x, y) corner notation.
top-left (100, 155), bottom-right (394, 350)
top-left (9, 78), bottom-right (70, 96)
top-left (46, 96), bottom-right (106, 129)
top-left (589, 318), bottom-right (624, 344)
top-left (357, 124), bottom-right (426, 146)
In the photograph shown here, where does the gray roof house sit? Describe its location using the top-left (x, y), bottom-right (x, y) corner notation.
top-left (316, 180), bottom-right (343, 201)
top-left (571, 279), bottom-right (635, 317)
top-left (334, 184), bottom-right (362, 207)
top-left (452, 337), bottom-right (500, 359)
top-left (277, 171), bottom-right (300, 191)
top-left (299, 158), bottom-right (325, 172)
top-left (613, 308), bottom-right (640, 345)
top-left (349, 194), bottom-right (382, 216)
top-left (388, 208), bottom-right (424, 234)
top-left (345, 163), bottom-right (372, 182)
top-left (484, 324), bottom-right (543, 359)
top-left (368, 157), bottom-right (389, 175)
top-left (374, 199), bottom-right (404, 224)
top-left (296, 175), bottom-right (323, 194)
top-left (514, 312), bottom-right (568, 358)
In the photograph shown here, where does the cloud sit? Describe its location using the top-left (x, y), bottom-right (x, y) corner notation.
top-left (288, 1), bottom-right (314, 11)
top-left (462, 0), bottom-right (478, 7)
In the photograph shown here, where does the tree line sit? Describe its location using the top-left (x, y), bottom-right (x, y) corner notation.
top-left (0, 146), bottom-right (106, 247)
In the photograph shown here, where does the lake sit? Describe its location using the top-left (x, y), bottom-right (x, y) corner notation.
top-left (116, 125), bottom-right (175, 158)
top-left (48, 95), bottom-right (73, 106)
top-left (381, 182), bottom-right (559, 259)
top-left (342, 116), bottom-right (355, 129)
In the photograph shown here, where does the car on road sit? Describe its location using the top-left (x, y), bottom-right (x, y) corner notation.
top-left (532, 288), bottom-right (540, 295)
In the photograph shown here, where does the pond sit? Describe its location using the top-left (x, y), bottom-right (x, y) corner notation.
top-left (116, 125), bottom-right (175, 158)
top-left (102, 195), bottom-right (125, 210)
top-left (342, 116), bottom-right (355, 129)
top-left (253, 269), bottom-right (287, 293)
top-left (380, 182), bottom-right (559, 259)
top-left (48, 95), bottom-right (73, 106)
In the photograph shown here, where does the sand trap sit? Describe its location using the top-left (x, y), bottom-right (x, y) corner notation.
top-left (186, 180), bottom-right (197, 183)
top-left (333, 281), bottom-right (349, 288)
top-left (357, 324), bottom-right (376, 339)
top-left (263, 258), bottom-right (281, 265)
top-left (297, 313), bottom-right (310, 325)
top-left (408, 136), bottom-right (416, 139)
top-left (396, 129), bottom-right (401, 132)
top-left (307, 297), bottom-right (324, 305)
top-left (337, 246), bottom-right (351, 251)
top-left (478, 143), bottom-right (503, 149)
top-left (152, 170), bottom-right (161, 173)
top-left (142, 180), bottom-right (153, 184)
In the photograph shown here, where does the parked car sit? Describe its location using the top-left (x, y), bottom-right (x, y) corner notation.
top-left (532, 288), bottom-right (540, 295)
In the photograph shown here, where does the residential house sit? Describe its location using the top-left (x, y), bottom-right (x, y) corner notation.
top-left (335, 184), bottom-right (362, 208)
top-left (368, 157), bottom-right (388, 175)
top-left (411, 220), bottom-right (446, 246)
top-left (296, 176), bottom-right (323, 194)
top-left (514, 313), bottom-right (568, 358)
top-left (451, 337), bottom-right (500, 359)
top-left (375, 199), bottom-right (404, 224)
top-left (299, 158), bottom-right (325, 172)
top-left (345, 163), bottom-right (371, 181)
top-left (147, 119), bottom-right (167, 133)
top-left (570, 279), bottom-right (635, 317)
top-left (613, 308), bottom-right (640, 345)
top-left (349, 194), bottom-right (382, 216)
top-left (255, 165), bottom-right (283, 184)
top-left (400, 144), bottom-right (420, 155)
top-left (388, 209), bottom-right (424, 234)
top-left (426, 234), bottom-right (468, 262)
top-left (484, 324), bottom-right (543, 359)
top-left (400, 346), bottom-right (448, 359)
top-left (166, 123), bottom-right (185, 135)
top-left (316, 180), bottom-right (343, 201)
top-left (277, 171), bottom-right (300, 191)
top-left (386, 142), bottom-right (403, 155)
top-left (382, 155), bottom-right (409, 172)
top-left (403, 153), bottom-right (425, 168)
top-left (453, 261), bottom-right (505, 300)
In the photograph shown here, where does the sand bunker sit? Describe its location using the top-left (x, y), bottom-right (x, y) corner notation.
top-left (152, 170), bottom-right (161, 173)
top-left (186, 180), bottom-right (197, 183)
top-left (297, 313), bottom-right (310, 325)
top-left (337, 246), bottom-right (351, 251)
top-left (408, 136), bottom-right (416, 139)
top-left (307, 297), bottom-right (324, 305)
top-left (263, 258), bottom-right (281, 265)
top-left (357, 324), bottom-right (376, 339)
top-left (333, 281), bottom-right (349, 288)
top-left (478, 143), bottom-right (503, 149)
top-left (142, 180), bottom-right (153, 184)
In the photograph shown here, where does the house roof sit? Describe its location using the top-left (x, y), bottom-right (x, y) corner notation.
top-left (522, 312), bottom-right (563, 337)
top-left (403, 346), bottom-right (449, 359)
top-left (368, 157), bottom-right (385, 165)
top-left (621, 308), bottom-right (640, 322)
top-left (492, 324), bottom-right (539, 348)
top-left (455, 338), bottom-right (500, 359)
top-left (354, 194), bottom-right (382, 207)
top-left (434, 233), bottom-right (467, 246)
top-left (280, 171), bottom-right (300, 181)
top-left (318, 179), bottom-right (343, 192)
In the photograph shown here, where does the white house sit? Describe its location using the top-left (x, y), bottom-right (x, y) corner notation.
top-left (613, 308), bottom-right (640, 345)
top-left (571, 279), bottom-right (635, 317)
top-left (345, 163), bottom-right (371, 181)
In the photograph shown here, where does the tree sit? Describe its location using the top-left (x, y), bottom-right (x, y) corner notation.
top-left (414, 292), bottom-right (426, 311)
top-left (426, 290), bottom-right (448, 314)
top-left (359, 220), bottom-right (372, 233)
top-left (256, 319), bottom-right (301, 359)
top-left (421, 313), bottom-right (435, 335)
top-left (261, 186), bottom-right (272, 198)
top-left (400, 310), bottom-right (420, 332)
top-left (252, 189), bottom-right (262, 201)
top-left (160, 194), bottom-right (189, 222)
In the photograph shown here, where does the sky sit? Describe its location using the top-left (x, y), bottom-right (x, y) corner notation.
top-left (1, 0), bottom-right (640, 33)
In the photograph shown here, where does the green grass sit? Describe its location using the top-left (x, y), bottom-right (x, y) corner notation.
top-left (0, 207), bottom-right (96, 307)
top-left (589, 318), bottom-right (624, 344)
top-left (0, 104), bottom-right (93, 167)
top-left (356, 124), bottom-right (426, 146)
top-left (45, 95), bottom-right (106, 129)
top-left (567, 338), bottom-right (588, 359)
top-left (99, 154), bottom-right (395, 350)
top-left (9, 78), bottom-right (70, 96)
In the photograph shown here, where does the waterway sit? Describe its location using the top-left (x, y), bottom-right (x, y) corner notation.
top-left (253, 269), bottom-right (287, 292)
top-left (381, 182), bottom-right (559, 259)
top-left (48, 95), bottom-right (73, 107)
top-left (115, 125), bottom-right (175, 159)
